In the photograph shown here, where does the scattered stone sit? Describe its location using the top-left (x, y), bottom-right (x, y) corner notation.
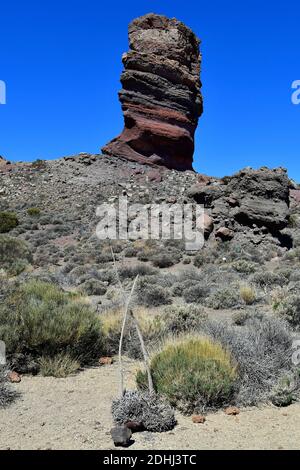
top-left (7, 371), bottom-right (22, 383)
top-left (225, 407), bottom-right (240, 416)
top-left (102, 13), bottom-right (203, 170)
top-left (110, 425), bottom-right (132, 447)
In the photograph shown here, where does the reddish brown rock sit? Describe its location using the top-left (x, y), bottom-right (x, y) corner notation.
top-left (216, 227), bottom-right (234, 241)
top-left (102, 13), bottom-right (203, 171)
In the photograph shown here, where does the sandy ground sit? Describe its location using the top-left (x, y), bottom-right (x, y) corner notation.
top-left (0, 359), bottom-right (299, 450)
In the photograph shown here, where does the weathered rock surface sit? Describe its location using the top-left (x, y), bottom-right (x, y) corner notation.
top-left (102, 13), bottom-right (203, 171)
top-left (188, 167), bottom-right (290, 242)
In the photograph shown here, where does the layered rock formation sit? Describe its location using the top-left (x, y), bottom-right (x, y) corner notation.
top-left (102, 13), bottom-right (203, 171)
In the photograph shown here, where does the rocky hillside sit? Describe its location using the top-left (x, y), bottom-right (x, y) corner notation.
top-left (0, 153), bottom-right (299, 287)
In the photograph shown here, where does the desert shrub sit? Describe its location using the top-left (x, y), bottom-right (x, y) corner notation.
top-left (124, 246), bottom-right (139, 258)
top-left (270, 373), bottom-right (300, 407)
top-left (119, 263), bottom-right (157, 279)
top-left (183, 283), bottom-right (209, 304)
top-left (251, 271), bottom-right (287, 288)
top-left (79, 279), bottom-right (107, 296)
top-left (283, 247), bottom-right (300, 263)
top-left (202, 315), bottom-right (294, 406)
top-left (0, 235), bottom-right (32, 274)
top-left (162, 304), bottom-right (207, 334)
top-left (232, 260), bottom-right (257, 274)
top-left (206, 286), bottom-right (240, 310)
top-left (137, 336), bottom-right (237, 413)
top-left (0, 212), bottom-right (19, 233)
top-left (240, 285), bottom-right (256, 305)
top-left (0, 366), bottom-right (18, 408)
top-left (38, 353), bottom-right (80, 378)
top-left (112, 391), bottom-right (176, 432)
top-left (27, 207), bottom-right (41, 217)
top-left (101, 308), bottom-right (163, 358)
top-left (276, 295), bottom-right (300, 328)
top-left (138, 284), bottom-right (172, 307)
top-left (0, 280), bottom-right (103, 367)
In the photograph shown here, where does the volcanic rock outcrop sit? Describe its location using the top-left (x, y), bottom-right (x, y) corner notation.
top-left (102, 13), bottom-right (203, 171)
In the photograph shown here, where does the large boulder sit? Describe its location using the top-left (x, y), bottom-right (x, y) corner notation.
top-left (188, 167), bottom-right (290, 238)
top-left (102, 13), bottom-right (203, 171)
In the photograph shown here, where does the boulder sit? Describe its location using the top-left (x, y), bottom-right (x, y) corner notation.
top-left (110, 425), bottom-right (132, 447)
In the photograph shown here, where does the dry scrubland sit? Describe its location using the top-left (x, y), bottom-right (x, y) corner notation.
top-left (0, 155), bottom-right (300, 449)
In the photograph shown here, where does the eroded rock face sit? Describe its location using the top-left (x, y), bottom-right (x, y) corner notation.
top-left (102, 13), bottom-right (203, 171)
top-left (188, 167), bottom-right (291, 243)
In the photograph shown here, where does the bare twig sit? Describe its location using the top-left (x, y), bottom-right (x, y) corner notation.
top-left (111, 247), bottom-right (154, 394)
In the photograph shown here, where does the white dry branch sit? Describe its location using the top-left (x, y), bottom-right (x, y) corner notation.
top-left (111, 248), bottom-right (154, 395)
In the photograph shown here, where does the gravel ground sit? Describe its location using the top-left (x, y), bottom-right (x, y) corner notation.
top-left (0, 359), bottom-right (299, 450)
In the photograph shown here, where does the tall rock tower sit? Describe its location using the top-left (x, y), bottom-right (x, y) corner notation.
top-left (102, 13), bottom-right (203, 171)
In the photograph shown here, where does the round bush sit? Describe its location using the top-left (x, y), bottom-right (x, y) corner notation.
top-left (0, 212), bottom-right (19, 233)
top-left (0, 280), bottom-right (103, 365)
top-left (137, 336), bottom-right (237, 413)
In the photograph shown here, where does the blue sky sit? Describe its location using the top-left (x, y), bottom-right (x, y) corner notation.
top-left (0, 0), bottom-right (299, 180)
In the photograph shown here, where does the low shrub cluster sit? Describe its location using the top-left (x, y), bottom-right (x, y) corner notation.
top-left (0, 280), bottom-right (103, 374)
top-left (0, 212), bottom-right (19, 233)
top-left (0, 366), bottom-right (18, 408)
top-left (137, 336), bottom-right (237, 413)
top-left (112, 391), bottom-right (176, 432)
top-left (0, 235), bottom-right (32, 276)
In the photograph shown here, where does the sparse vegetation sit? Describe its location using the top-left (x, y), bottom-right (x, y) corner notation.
top-left (0, 280), bottom-right (103, 372)
top-left (240, 284), bottom-right (256, 305)
top-left (27, 207), bottom-right (41, 217)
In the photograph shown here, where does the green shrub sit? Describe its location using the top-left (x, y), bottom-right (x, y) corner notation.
top-left (206, 286), bottom-right (240, 310)
top-left (79, 279), bottom-right (107, 296)
top-left (0, 280), bottom-right (103, 366)
top-left (0, 212), bottom-right (19, 233)
top-left (240, 284), bottom-right (256, 305)
top-left (137, 336), bottom-right (237, 413)
top-left (232, 260), bottom-right (257, 274)
top-left (38, 353), bottom-right (80, 378)
top-left (151, 252), bottom-right (180, 268)
top-left (277, 295), bottom-right (300, 327)
top-left (27, 207), bottom-right (41, 217)
top-left (183, 284), bottom-right (209, 304)
top-left (251, 271), bottom-right (287, 288)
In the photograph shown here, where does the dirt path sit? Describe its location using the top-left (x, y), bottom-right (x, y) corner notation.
top-left (0, 359), bottom-right (299, 450)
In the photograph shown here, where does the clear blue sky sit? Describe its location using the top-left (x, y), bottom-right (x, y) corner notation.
top-left (0, 0), bottom-right (299, 180)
